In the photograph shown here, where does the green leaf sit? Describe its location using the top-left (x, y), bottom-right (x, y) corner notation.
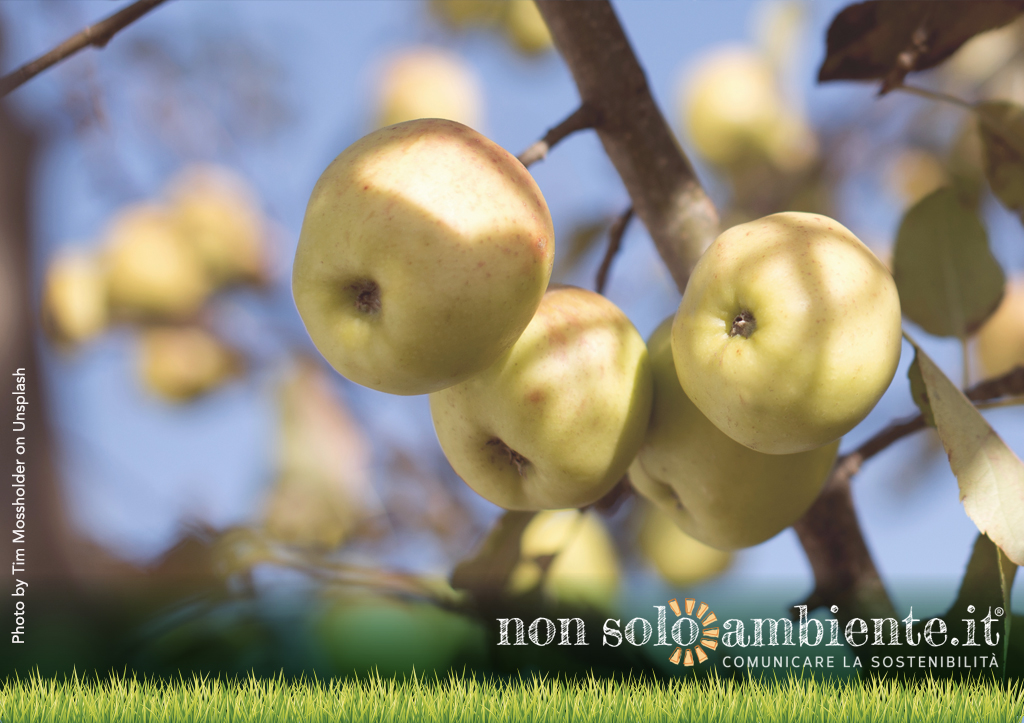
top-left (907, 335), bottom-right (1024, 565)
top-left (907, 351), bottom-right (935, 427)
top-left (818, 1), bottom-right (1024, 93)
top-left (976, 100), bottom-right (1024, 222)
top-left (893, 187), bottom-right (1005, 338)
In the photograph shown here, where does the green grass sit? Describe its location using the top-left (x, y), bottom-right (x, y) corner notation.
top-left (1, 670), bottom-right (1022, 723)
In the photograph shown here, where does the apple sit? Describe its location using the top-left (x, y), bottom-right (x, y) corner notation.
top-left (375, 47), bottom-right (484, 131)
top-left (504, 1), bottom-right (553, 56)
top-left (672, 212), bottom-right (902, 455)
top-left (679, 46), bottom-right (816, 173)
top-left (166, 165), bottom-right (267, 287)
top-left (632, 318), bottom-right (838, 550)
top-left (884, 148), bottom-right (949, 208)
top-left (292, 118), bottom-right (554, 395)
top-left (507, 509), bottom-right (620, 611)
top-left (634, 499), bottom-right (731, 586)
top-left (430, 285), bottom-right (652, 510)
top-left (138, 326), bottom-right (241, 402)
top-left (104, 204), bottom-right (211, 320)
top-left (975, 275), bottom-right (1024, 379)
top-left (41, 249), bottom-right (109, 346)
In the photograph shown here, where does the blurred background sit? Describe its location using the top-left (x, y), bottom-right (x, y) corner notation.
top-left (2, 0), bottom-right (1024, 675)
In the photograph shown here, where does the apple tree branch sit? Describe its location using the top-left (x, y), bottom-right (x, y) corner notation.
top-left (0, 0), bottom-right (171, 98)
top-left (534, 0), bottom-right (719, 293)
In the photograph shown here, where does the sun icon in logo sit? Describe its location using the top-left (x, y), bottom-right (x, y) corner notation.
top-left (667, 597), bottom-right (719, 666)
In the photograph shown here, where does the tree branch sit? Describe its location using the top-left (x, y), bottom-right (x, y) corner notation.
top-left (518, 104), bottom-right (599, 168)
top-left (0, 0), bottom-right (170, 98)
top-left (534, 0), bottom-right (718, 293)
top-left (595, 206), bottom-right (633, 294)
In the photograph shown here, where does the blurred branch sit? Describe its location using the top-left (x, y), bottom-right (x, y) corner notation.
top-left (595, 206), bottom-right (633, 294)
top-left (794, 364), bottom-right (1024, 622)
top-left (535, 0), bottom-right (718, 293)
top-left (0, 0), bottom-right (170, 98)
top-left (517, 104), bottom-right (599, 168)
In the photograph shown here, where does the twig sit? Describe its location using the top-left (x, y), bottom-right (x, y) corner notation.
top-left (535, 0), bottom-right (718, 292)
top-left (0, 0), bottom-right (170, 98)
top-left (830, 365), bottom-right (1024, 491)
top-left (595, 206), bottom-right (633, 294)
top-left (518, 104), bottom-right (600, 168)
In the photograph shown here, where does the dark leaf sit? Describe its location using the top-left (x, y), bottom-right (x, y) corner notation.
top-left (819, 1), bottom-right (1024, 93)
top-left (893, 187), bottom-right (1004, 338)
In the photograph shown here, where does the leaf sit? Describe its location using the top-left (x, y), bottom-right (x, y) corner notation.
top-left (908, 351), bottom-right (935, 427)
top-left (976, 100), bottom-right (1024, 223)
top-left (819, 1), bottom-right (1024, 93)
top-left (893, 187), bottom-right (1005, 338)
top-left (907, 336), bottom-right (1024, 565)
top-left (450, 510), bottom-right (536, 601)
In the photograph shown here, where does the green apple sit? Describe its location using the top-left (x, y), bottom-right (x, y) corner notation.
top-left (504, 1), bottom-right (553, 56)
top-left (507, 509), bottom-right (620, 611)
top-left (375, 48), bottom-right (483, 131)
top-left (672, 212), bottom-right (902, 455)
top-left (635, 498), bottom-right (731, 586)
top-left (166, 164), bottom-right (267, 288)
top-left (430, 285), bottom-right (652, 510)
top-left (138, 326), bottom-right (241, 402)
top-left (292, 118), bottom-right (554, 395)
top-left (679, 47), bottom-right (816, 173)
top-left (104, 204), bottom-right (211, 320)
top-left (632, 318), bottom-right (838, 550)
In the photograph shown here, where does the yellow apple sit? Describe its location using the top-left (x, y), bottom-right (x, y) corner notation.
top-left (292, 118), bottom-right (554, 395)
top-left (679, 46), bottom-right (816, 172)
top-left (635, 498), bottom-right (731, 586)
top-left (885, 148), bottom-right (949, 208)
top-left (138, 326), bottom-right (241, 402)
top-left (975, 276), bottom-right (1024, 379)
top-left (104, 204), bottom-right (210, 320)
top-left (375, 47), bottom-right (483, 130)
top-left (672, 212), bottom-right (901, 455)
top-left (504, 1), bottom-right (553, 56)
top-left (632, 318), bottom-right (837, 550)
top-left (166, 165), bottom-right (267, 287)
top-left (430, 286), bottom-right (652, 510)
top-left (507, 509), bottom-right (620, 611)
top-left (41, 250), bottom-right (108, 345)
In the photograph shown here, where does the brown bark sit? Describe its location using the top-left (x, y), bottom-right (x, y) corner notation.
top-left (535, 0), bottom-right (719, 292)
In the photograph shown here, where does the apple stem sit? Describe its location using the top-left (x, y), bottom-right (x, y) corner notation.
top-left (349, 279), bottom-right (381, 314)
top-left (487, 437), bottom-right (530, 476)
top-left (729, 310), bottom-right (755, 338)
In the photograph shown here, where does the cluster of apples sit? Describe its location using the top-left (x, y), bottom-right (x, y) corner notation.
top-left (42, 165), bottom-right (268, 401)
top-left (292, 118), bottom-right (903, 554)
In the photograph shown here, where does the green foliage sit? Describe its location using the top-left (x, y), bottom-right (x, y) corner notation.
top-left (907, 352), bottom-right (936, 427)
top-left (893, 188), bottom-right (1004, 338)
top-left (1, 670), bottom-right (1023, 723)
